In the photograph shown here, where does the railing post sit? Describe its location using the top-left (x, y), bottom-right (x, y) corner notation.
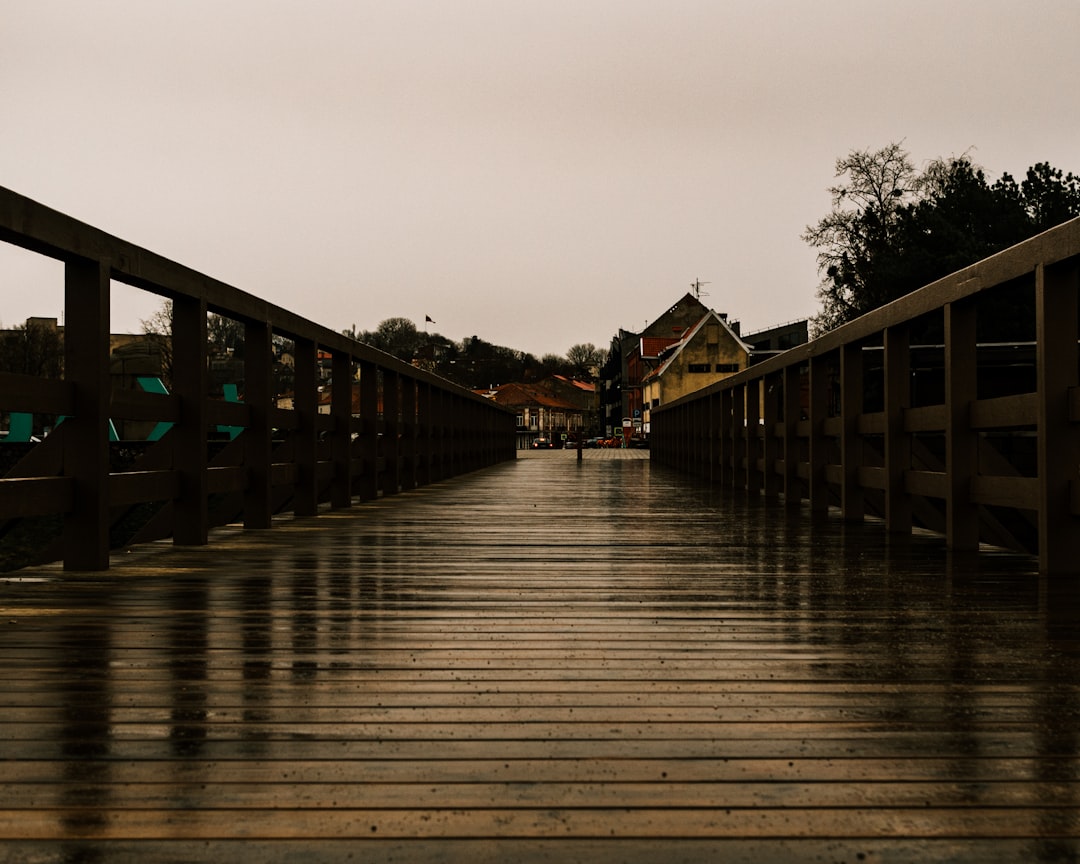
top-left (292, 335), bottom-right (318, 517)
top-left (708, 392), bottom-right (722, 485)
top-left (1036, 259), bottom-right (1080, 574)
top-left (783, 364), bottom-right (801, 506)
top-left (383, 369), bottom-right (400, 495)
top-left (884, 325), bottom-right (912, 534)
top-left (808, 354), bottom-right (830, 513)
top-left (62, 258), bottom-right (111, 570)
top-left (746, 378), bottom-right (762, 495)
top-left (763, 372), bottom-right (781, 498)
top-left (840, 342), bottom-right (864, 522)
top-left (357, 360), bottom-right (378, 500)
top-left (244, 319), bottom-right (273, 529)
top-left (945, 300), bottom-right (980, 550)
top-left (417, 380), bottom-right (432, 487)
top-left (330, 350), bottom-right (353, 508)
top-left (698, 396), bottom-right (709, 478)
top-left (453, 394), bottom-right (465, 475)
top-left (732, 382), bottom-right (746, 490)
top-left (720, 387), bottom-right (734, 487)
top-left (431, 386), bottom-right (446, 482)
top-left (400, 375), bottom-right (416, 491)
top-left (689, 398), bottom-right (700, 476)
top-left (173, 294), bottom-right (209, 545)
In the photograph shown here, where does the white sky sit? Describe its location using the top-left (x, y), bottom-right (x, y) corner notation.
top-left (2, 0), bottom-right (1078, 356)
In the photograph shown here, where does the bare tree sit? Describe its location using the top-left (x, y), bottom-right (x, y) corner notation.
top-left (140, 300), bottom-right (174, 387)
top-left (802, 143), bottom-right (918, 333)
top-left (565, 343), bottom-right (602, 380)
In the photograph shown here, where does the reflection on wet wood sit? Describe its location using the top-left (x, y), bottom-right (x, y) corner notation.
top-left (0, 450), bottom-right (1078, 862)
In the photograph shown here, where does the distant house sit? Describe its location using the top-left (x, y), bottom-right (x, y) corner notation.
top-left (641, 310), bottom-right (751, 434)
top-left (743, 320), bottom-right (809, 363)
top-left (600, 289), bottom-right (811, 439)
top-left (620, 292), bottom-right (713, 430)
top-left (483, 380), bottom-right (589, 449)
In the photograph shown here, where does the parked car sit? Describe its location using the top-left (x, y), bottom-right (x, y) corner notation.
top-left (531, 437), bottom-right (554, 449)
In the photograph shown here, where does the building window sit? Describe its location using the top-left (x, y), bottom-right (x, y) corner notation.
top-left (688, 363), bottom-right (710, 373)
top-left (716, 363), bottom-right (740, 373)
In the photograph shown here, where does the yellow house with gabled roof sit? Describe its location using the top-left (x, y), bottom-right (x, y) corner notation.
top-left (641, 310), bottom-right (751, 434)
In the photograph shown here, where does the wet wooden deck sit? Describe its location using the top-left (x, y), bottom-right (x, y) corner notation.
top-left (1, 449), bottom-right (1079, 863)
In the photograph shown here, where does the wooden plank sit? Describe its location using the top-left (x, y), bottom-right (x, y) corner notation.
top-left (0, 476), bottom-right (72, 518)
top-left (110, 389), bottom-right (181, 424)
top-left (109, 470), bottom-right (180, 507)
top-left (858, 465), bottom-right (886, 490)
top-left (2, 780), bottom-right (1076, 810)
top-left (0, 372), bottom-right (74, 415)
top-left (857, 412), bottom-right (884, 435)
top-left (0, 839), bottom-right (1064, 864)
top-left (969, 393), bottom-right (1038, 429)
top-left (970, 475), bottom-right (1039, 510)
top-left (207, 466), bottom-right (246, 494)
top-left (904, 469), bottom-right (947, 500)
top-left (208, 399), bottom-right (249, 427)
top-left (271, 462), bottom-right (298, 487)
top-left (903, 404), bottom-right (945, 433)
top-left (0, 806), bottom-right (1075, 840)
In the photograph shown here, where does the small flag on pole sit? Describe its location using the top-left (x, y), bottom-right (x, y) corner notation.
top-left (425, 315), bottom-right (435, 323)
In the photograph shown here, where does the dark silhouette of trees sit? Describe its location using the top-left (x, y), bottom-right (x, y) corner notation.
top-left (565, 343), bottom-right (603, 380)
top-left (0, 318), bottom-right (63, 378)
top-left (805, 145), bottom-right (1080, 334)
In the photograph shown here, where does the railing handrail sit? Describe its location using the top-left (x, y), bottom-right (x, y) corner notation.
top-left (0, 185), bottom-right (496, 401)
top-left (0, 186), bottom-right (516, 572)
top-left (658, 216), bottom-right (1080, 412)
top-left (652, 215), bottom-right (1080, 576)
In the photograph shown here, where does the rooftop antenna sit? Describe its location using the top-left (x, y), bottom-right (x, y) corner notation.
top-left (691, 278), bottom-right (710, 300)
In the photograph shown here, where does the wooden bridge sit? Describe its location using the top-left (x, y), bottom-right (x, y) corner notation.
top-left (1, 189), bottom-right (1080, 860)
top-left (1, 449), bottom-right (1078, 862)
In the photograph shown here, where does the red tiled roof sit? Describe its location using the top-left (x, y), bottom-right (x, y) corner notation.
top-left (488, 382), bottom-right (579, 410)
top-left (640, 336), bottom-right (679, 359)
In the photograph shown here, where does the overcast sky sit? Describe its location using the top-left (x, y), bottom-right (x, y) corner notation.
top-left (2, 1), bottom-right (1078, 357)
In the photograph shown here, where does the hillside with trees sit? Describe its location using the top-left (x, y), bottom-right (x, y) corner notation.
top-left (343, 318), bottom-right (603, 390)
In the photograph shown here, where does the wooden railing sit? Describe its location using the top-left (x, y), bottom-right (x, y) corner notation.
top-left (0, 186), bottom-right (516, 571)
top-left (652, 217), bottom-right (1080, 575)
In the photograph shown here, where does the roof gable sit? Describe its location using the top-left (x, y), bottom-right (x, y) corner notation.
top-left (488, 382), bottom-right (580, 410)
top-left (640, 336), bottom-right (680, 359)
top-left (644, 310), bottom-right (752, 381)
